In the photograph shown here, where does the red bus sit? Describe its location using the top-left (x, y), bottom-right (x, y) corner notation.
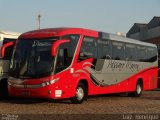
top-left (1, 28), bottom-right (158, 103)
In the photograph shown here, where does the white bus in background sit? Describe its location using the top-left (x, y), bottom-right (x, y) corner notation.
top-left (0, 30), bottom-right (21, 98)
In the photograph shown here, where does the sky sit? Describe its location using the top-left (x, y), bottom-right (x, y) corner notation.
top-left (0, 0), bottom-right (160, 34)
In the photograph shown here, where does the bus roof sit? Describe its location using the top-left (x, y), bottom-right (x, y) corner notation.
top-left (19, 27), bottom-right (156, 48)
top-left (19, 28), bottom-right (98, 39)
top-left (99, 32), bottom-right (157, 48)
top-left (110, 33), bottom-right (157, 47)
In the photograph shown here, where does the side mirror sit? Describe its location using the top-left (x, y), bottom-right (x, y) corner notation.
top-left (51, 39), bottom-right (70, 56)
top-left (0, 41), bottom-right (15, 58)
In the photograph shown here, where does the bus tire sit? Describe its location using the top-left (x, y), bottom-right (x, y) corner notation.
top-left (71, 83), bottom-right (87, 104)
top-left (128, 80), bottom-right (143, 97)
top-left (0, 79), bottom-right (8, 99)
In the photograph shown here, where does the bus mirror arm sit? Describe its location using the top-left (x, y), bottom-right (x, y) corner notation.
top-left (51, 39), bottom-right (70, 56)
top-left (0, 41), bottom-right (15, 58)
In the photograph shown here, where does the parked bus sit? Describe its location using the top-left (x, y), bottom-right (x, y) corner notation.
top-left (0, 30), bottom-right (21, 97)
top-left (1, 28), bottom-right (158, 103)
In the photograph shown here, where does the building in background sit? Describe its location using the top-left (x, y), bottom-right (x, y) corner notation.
top-left (127, 16), bottom-right (160, 56)
top-left (127, 16), bottom-right (160, 44)
top-left (127, 16), bottom-right (160, 87)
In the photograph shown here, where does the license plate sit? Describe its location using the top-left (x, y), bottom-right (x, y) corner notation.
top-left (22, 91), bottom-right (30, 96)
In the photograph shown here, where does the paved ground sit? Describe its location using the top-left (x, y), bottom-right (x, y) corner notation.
top-left (0, 91), bottom-right (160, 120)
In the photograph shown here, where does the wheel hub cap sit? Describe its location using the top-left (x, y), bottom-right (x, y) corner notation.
top-left (137, 85), bottom-right (141, 94)
top-left (76, 87), bottom-right (84, 100)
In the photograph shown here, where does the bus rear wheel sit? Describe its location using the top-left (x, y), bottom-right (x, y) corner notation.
top-left (71, 83), bottom-right (87, 104)
top-left (128, 81), bottom-right (143, 97)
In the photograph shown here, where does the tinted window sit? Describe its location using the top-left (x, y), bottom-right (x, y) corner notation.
top-left (3, 38), bottom-right (17, 60)
top-left (78, 37), bottom-right (97, 61)
top-left (4, 46), bottom-right (14, 60)
top-left (138, 46), bottom-right (147, 62)
top-left (55, 35), bottom-right (80, 73)
top-left (97, 39), bottom-right (112, 59)
top-left (3, 38), bottom-right (16, 44)
top-left (147, 47), bottom-right (157, 62)
top-left (112, 41), bottom-right (125, 60)
top-left (9, 39), bottom-right (56, 78)
top-left (137, 46), bottom-right (147, 62)
top-left (126, 44), bottom-right (137, 61)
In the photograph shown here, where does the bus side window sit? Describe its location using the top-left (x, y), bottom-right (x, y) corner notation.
top-left (55, 44), bottom-right (70, 73)
top-left (55, 34), bottom-right (80, 73)
top-left (126, 44), bottom-right (137, 61)
top-left (78, 37), bottom-right (97, 61)
top-left (137, 46), bottom-right (147, 62)
top-left (147, 47), bottom-right (157, 62)
top-left (97, 39), bottom-right (112, 59)
top-left (112, 41), bottom-right (125, 60)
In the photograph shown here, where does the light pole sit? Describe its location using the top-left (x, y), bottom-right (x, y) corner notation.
top-left (38, 14), bottom-right (41, 29)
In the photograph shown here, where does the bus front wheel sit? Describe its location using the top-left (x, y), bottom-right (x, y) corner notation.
top-left (128, 81), bottom-right (143, 97)
top-left (71, 83), bottom-right (87, 104)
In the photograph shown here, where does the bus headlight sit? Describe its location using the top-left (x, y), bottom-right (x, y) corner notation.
top-left (42, 83), bottom-right (46, 87)
top-left (42, 78), bottom-right (60, 87)
top-left (50, 78), bottom-right (60, 84)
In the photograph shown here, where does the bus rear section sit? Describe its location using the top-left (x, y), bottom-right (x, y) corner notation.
top-left (0, 31), bottom-right (21, 98)
top-left (3, 28), bottom-right (158, 104)
top-left (74, 32), bottom-right (158, 97)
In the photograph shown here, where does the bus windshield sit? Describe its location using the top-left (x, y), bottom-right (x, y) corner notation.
top-left (9, 35), bottom-right (80, 79)
top-left (9, 38), bottom-right (57, 78)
